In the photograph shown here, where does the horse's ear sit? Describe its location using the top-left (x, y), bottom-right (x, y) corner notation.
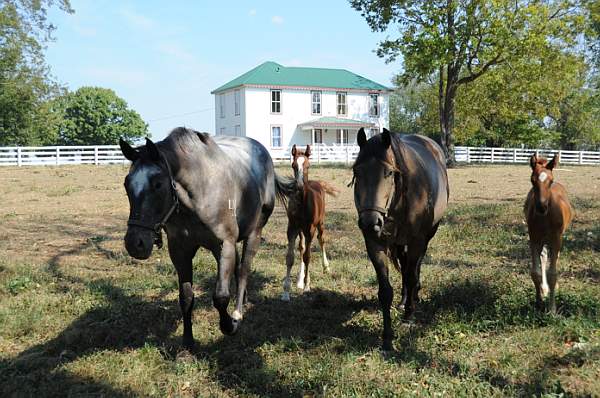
top-left (119, 138), bottom-right (138, 161)
top-left (547, 153), bottom-right (560, 170)
top-left (197, 132), bottom-right (210, 145)
top-left (382, 128), bottom-right (391, 148)
top-left (357, 128), bottom-right (367, 148)
top-left (145, 137), bottom-right (160, 161)
top-left (305, 145), bottom-right (311, 158)
top-left (291, 144), bottom-right (297, 157)
top-left (529, 153), bottom-right (537, 169)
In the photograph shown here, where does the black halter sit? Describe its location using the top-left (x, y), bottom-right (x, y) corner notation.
top-left (127, 151), bottom-right (179, 248)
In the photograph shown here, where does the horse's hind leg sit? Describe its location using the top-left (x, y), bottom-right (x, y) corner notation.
top-left (233, 229), bottom-right (262, 321)
top-left (282, 226), bottom-right (299, 301)
top-left (402, 241), bottom-right (426, 321)
top-left (297, 232), bottom-right (306, 289)
top-left (547, 236), bottom-right (562, 314)
top-left (529, 242), bottom-right (545, 311)
top-left (301, 226), bottom-right (316, 292)
top-left (317, 223), bottom-right (331, 274)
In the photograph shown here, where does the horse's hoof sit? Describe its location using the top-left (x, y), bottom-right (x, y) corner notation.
top-left (281, 292), bottom-right (290, 302)
top-left (381, 340), bottom-right (394, 353)
top-left (303, 286), bottom-right (311, 293)
top-left (219, 315), bottom-right (240, 336)
top-left (296, 281), bottom-right (305, 290)
top-left (182, 336), bottom-right (195, 351)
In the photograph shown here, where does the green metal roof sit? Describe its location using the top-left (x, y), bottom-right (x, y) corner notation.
top-left (298, 116), bottom-right (375, 130)
top-left (211, 61), bottom-right (391, 94)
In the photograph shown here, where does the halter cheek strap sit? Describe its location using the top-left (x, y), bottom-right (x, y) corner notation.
top-left (127, 152), bottom-right (179, 248)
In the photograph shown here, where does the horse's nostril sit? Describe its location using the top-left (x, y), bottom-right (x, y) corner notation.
top-left (136, 238), bottom-right (145, 249)
top-left (373, 218), bottom-right (383, 233)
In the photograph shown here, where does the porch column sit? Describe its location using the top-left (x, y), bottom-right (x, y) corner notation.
top-left (311, 128), bottom-right (315, 146)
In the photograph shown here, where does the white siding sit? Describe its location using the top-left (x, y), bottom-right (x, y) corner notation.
top-left (214, 88), bottom-right (246, 136)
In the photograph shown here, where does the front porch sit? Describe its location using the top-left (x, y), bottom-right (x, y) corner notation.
top-left (298, 116), bottom-right (378, 146)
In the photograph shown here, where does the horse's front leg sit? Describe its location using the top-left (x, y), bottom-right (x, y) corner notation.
top-left (168, 243), bottom-right (198, 349)
top-left (301, 226), bottom-right (316, 292)
top-left (365, 238), bottom-right (394, 351)
top-left (296, 232), bottom-right (306, 289)
top-left (282, 226), bottom-right (299, 301)
top-left (547, 236), bottom-right (562, 314)
top-left (317, 223), bottom-right (331, 275)
top-left (213, 239), bottom-right (239, 335)
top-left (529, 242), bottom-right (544, 311)
top-left (232, 228), bottom-right (262, 321)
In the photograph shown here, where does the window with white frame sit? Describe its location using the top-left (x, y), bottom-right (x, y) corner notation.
top-left (313, 129), bottom-right (323, 144)
top-left (311, 91), bottom-right (321, 115)
top-left (219, 94), bottom-right (225, 118)
top-left (271, 90), bottom-right (281, 113)
top-left (219, 127), bottom-right (226, 135)
top-left (336, 129), bottom-right (348, 144)
top-left (234, 90), bottom-right (240, 116)
top-left (235, 125), bottom-right (241, 136)
top-left (369, 93), bottom-right (379, 117)
top-left (271, 125), bottom-right (282, 147)
top-left (336, 92), bottom-right (347, 115)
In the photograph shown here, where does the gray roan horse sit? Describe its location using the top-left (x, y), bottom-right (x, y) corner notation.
top-left (352, 128), bottom-right (449, 350)
top-left (119, 127), bottom-right (290, 348)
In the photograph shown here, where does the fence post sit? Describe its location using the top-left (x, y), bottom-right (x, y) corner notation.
top-left (94, 147), bottom-right (99, 165)
top-left (491, 148), bottom-right (495, 163)
top-left (578, 151), bottom-right (583, 165)
top-left (17, 147), bottom-right (22, 167)
top-left (513, 148), bottom-right (517, 163)
top-left (466, 147), bottom-right (470, 163)
top-left (56, 147), bottom-right (60, 165)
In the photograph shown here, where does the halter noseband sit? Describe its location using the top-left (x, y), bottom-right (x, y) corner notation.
top-left (127, 151), bottom-right (179, 249)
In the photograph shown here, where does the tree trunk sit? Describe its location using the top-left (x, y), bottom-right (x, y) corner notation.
top-left (438, 67), bottom-right (458, 167)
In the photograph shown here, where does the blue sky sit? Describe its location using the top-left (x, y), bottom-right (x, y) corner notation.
top-left (47, 0), bottom-right (400, 141)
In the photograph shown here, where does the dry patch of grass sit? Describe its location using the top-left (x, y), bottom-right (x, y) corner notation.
top-left (0, 164), bottom-right (599, 396)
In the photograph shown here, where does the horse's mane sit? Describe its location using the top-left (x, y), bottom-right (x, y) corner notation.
top-left (154, 127), bottom-right (212, 171)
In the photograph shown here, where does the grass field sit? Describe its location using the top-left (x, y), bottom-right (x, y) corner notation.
top-left (0, 163), bottom-right (599, 397)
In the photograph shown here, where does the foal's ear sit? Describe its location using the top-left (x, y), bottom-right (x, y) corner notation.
top-left (305, 145), bottom-right (311, 158)
top-left (529, 153), bottom-right (538, 169)
top-left (197, 132), bottom-right (210, 145)
top-left (357, 128), bottom-right (367, 148)
top-left (119, 138), bottom-right (139, 162)
top-left (547, 153), bottom-right (560, 170)
top-left (382, 128), bottom-right (391, 148)
top-left (145, 137), bottom-right (160, 161)
top-left (291, 144), bottom-right (297, 157)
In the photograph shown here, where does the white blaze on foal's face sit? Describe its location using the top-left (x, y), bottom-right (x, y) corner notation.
top-left (538, 172), bottom-right (548, 183)
top-left (295, 156), bottom-right (306, 181)
top-left (129, 164), bottom-right (161, 198)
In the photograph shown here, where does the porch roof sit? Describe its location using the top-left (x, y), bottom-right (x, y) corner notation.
top-left (298, 116), bottom-right (376, 131)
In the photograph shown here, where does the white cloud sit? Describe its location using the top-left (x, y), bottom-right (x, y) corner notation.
top-left (271, 15), bottom-right (284, 25)
top-left (118, 7), bottom-right (154, 31)
top-left (249, 9), bottom-right (257, 16)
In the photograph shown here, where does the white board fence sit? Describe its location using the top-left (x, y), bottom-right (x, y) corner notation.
top-left (1, 144), bottom-right (599, 166)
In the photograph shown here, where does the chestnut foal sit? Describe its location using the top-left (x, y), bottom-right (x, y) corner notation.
top-left (524, 153), bottom-right (573, 313)
top-left (281, 145), bottom-right (339, 301)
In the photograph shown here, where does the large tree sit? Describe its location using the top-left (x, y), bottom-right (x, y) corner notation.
top-left (0, 0), bottom-right (73, 145)
top-left (55, 87), bottom-right (148, 145)
top-left (351, 0), bottom-right (588, 165)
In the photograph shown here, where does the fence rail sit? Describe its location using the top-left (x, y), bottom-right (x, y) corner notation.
top-left (1, 144), bottom-right (599, 166)
top-left (455, 146), bottom-right (600, 165)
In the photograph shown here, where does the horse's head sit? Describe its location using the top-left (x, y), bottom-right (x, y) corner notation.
top-left (291, 144), bottom-right (311, 190)
top-left (353, 128), bottom-right (398, 238)
top-left (529, 153), bottom-right (559, 216)
top-left (119, 137), bottom-right (177, 260)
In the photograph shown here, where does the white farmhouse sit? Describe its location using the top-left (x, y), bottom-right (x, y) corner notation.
top-left (211, 61), bottom-right (391, 153)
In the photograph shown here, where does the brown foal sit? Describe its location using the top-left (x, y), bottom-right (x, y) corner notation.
top-left (281, 145), bottom-right (339, 301)
top-left (524, 153), bottom-right (573, 313)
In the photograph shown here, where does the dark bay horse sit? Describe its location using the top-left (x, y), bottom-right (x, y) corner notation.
top-left (352, 128), bottom-right (449, 350)
top-left (281, 145), bottom-right (339, 301)
top-left (524, 153), bottom-right (573, 314)
top-left (119, 127), bottom-right (289, 348)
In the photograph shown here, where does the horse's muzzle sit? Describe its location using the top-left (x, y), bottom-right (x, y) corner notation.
top-left (124, 228), bottom-right (154, 260)
top-left (358, 211), bottom-right (384, 237)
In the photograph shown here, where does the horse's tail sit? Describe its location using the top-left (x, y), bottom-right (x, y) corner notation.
top-left (274, 172), bottom-right (295, 209)
top-left (319, 181), bottom-right (340, 197)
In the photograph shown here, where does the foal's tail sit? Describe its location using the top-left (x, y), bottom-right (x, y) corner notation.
top-left (274, 172), bottom-right (295, 208)
top-left (319, 181), bottom-right (340, 197)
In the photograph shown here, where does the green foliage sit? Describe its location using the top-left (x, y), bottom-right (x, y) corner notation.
top-left (0, 0), bottom-right (72, 146)
top-left (54, 87), bottom-right (148, 145)
top-left (351, 0), bottom-right (591, 156)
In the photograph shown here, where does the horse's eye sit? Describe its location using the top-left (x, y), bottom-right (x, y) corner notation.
top-left (385, 170), bottom-right (393, 178)
top-left (155, 182), bottom-right (162, 190)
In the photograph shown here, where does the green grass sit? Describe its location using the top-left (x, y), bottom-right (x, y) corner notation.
top-left (0, 165), bottom-right (598, 396)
